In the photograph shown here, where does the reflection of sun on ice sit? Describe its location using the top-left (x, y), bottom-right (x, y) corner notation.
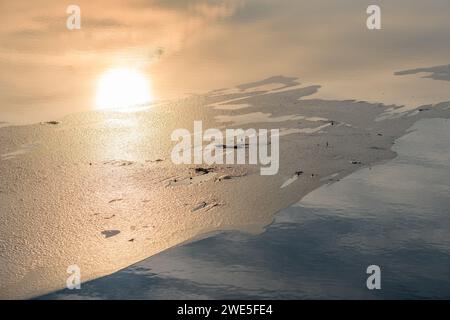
top-left (95, 68), bottom-right (152, 110)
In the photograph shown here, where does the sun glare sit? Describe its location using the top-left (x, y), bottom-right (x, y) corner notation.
top-left (95, 68), bottom-right (152, 110)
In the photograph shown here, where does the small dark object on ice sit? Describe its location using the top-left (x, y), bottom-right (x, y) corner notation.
top-left (350, 160), bottom-right (362, 165)
top-left (191, 201), bottom-right (207, 212)
top-left (101, 230), bottom-right (120, 238)
top-left (128, 238), bottom-right (135, 242)
top-left (217, 143), bottom-right (248, 149)
top-left (205, 203), bottom-right (220, 211)
top-left (195, 167), bottom-right (213, 175)
top-left (216, 175), bottom-right (232, 182)
top-left (377, 133), bottom-right (383, 136)
top-left (295, 171), bottom-right (304, 176)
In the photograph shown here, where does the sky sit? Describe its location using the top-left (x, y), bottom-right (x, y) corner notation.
top-left (1, 0), bottom-right (450, 124)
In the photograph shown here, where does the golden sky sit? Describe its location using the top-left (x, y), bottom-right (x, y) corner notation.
top-left (1, 0), bottom-right (450, 123)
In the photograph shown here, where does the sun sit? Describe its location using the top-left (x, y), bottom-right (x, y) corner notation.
top-left (95, 68), bottom-right (153, 110)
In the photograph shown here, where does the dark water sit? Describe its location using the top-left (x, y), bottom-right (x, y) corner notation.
top-left (41, 118), bottom-right (450, 300)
